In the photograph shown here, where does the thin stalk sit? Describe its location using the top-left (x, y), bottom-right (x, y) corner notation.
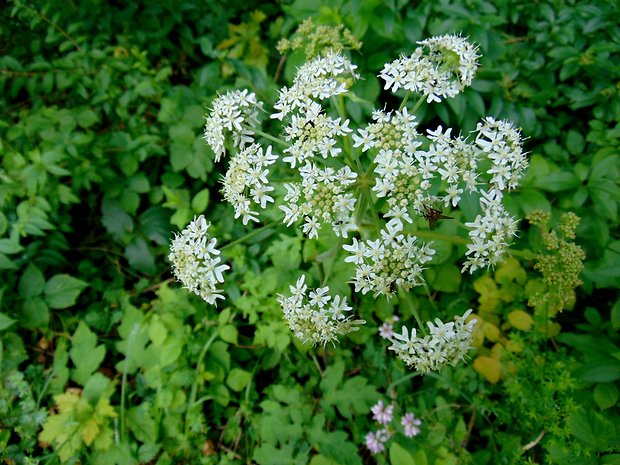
top-left (399, 290), bottom-right (427, 335)
top-left (220, 219), bottom-right (282, 251)
top-left (398, 91), bottom-right (412, 111)
top-left (410, 95), bottom-right (426, 114)
top-left (120, 323), bottom-right (141, 442)
top-left (311, 353), bottom-right (324, 377)
top-left (248, 127), bottom-right (288, 147)
top-left (185, 328), bottom-right (220, 435)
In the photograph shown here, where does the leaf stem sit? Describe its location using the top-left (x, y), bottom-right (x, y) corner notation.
top-left (220, 219), bottom-right (282, 251)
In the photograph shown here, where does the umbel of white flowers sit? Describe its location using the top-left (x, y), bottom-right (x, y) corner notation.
top-left (388, 310), bottom-right (478, 373)
top-left (169, 33), bottom-right (528, 372)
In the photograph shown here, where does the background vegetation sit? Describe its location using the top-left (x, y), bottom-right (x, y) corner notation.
top-left (1, 0), bottom-right (619, 464)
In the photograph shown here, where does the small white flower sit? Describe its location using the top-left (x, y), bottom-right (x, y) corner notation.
top-left (169, 216), bottom-right (229, 306)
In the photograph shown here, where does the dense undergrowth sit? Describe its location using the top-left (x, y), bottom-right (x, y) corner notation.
top-left (1, 0), bottom-right (619, 464)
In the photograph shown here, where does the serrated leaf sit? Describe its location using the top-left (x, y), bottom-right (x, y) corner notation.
top-left (44, 274), bottom-right (88, 309)
top-left (70, 322), bottom-right (106, 385)
top-left (127, 403), bottom-right (157, 443)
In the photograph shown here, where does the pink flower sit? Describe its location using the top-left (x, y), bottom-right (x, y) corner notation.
top-left (401, 412), bottom-right (422, 437)
top-left (371, 400), bottom-right (394, 425)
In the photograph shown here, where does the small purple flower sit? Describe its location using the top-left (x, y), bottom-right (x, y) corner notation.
top-left (379, 322), bottom-right (394, 339)
top-left (401, 412), bottom-right (422, 437)
top-left (365, 431), bottom-right (386, 454)
top-left (371, 400), bottom-right (394, 425)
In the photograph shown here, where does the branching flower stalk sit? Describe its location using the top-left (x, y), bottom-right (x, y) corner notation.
top-left (170, 32), bottom-right (530, 372)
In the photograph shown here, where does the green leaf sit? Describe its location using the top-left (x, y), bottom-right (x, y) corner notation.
top-left (77, 109), bottom-right (98, 128)
top-left (612, 299), bottom-right (620, 330)
top-left (226, 368), bottom-right (252, 392)
top-left (44, 274), bottom-right (88, 309)
top-left (191, 188), bottom-right (211, 212)
top-left (0, 238), bottom-right (23, 254)
top-left (0, 253), bottom-right (16, 270)
top-left (21, 297), bottom-right (49, 329)
top-left (140, 206), bottom-right (170, 246)
top-left (101, 198), bottom-right (134, 236)
top-left (19, 263), bottom-right (45, 299)
top-left (593, 383), bottom-right (618, 410)
top-left (70, 322), bottom-right (106, 385)
top-left (533, 171), bottom-right (581, 192)
top-left (219, 324), bottom-right (238, 345)
top-left (125, 238), bottom-right (156, 274)
top-left (389, 443), bottom-right (415, 465)
top-left (0, 312), bottom-right (16, 331)
top-left (127, 402), bottom-right (157, 443)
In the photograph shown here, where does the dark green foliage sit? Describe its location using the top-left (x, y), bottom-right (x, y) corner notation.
top-left (0, 0), bottom-right (618, 464)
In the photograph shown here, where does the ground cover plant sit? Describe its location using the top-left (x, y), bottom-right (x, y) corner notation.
top-left (1, 0), bottom-right (619, 464)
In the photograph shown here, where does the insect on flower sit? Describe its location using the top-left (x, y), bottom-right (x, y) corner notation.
top-left (422, 205), bottom-right (453, 229)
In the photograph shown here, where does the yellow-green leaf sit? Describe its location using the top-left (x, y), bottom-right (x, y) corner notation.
top-left (473, 356), bottom-right (502, 384)
top-left (508, 310), bottom-right (534, 331)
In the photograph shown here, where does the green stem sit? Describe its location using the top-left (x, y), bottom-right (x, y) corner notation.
top-left (311, 353), bottom-right (324, 377)
top-left (398, 91), bottom-right (412, 112)
top-left (406, 229), bottom-right (469, 245)
top-left (410, 95), bottom-right (426, 114)
top-left (249, 127), bottom-right (288, 147)
top-left (120, 323), bottom-right (140, 443)
top-left (399, 289), bottom-right (427, 335)
top-left (387, 372), bottom-right (421, 392)
top-left (186, 327), bottom-right (219, 435)
top-left (220, 219), bottom-right (282, 251)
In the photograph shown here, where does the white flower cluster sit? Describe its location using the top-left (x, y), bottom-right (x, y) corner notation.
top-left (475, 117), bottom-right (528, 191)
top-left (204, 89), bottom-right (263, 162)
top-left (277, 275), bottom-right (365, 346)
top-left (169, 216), bottom-right (229, 305)
top-left (343, 222), bottom-right (435, 297)
top-left (222, 144), bottom-right (278, 225)
top-left (388, 310), bottom-right (477, 373)
top-left (281, 163), bottom-right (358, 239)
top-left (462, 189), bottom-right (519, 272)
top-left (271, 50), bottom-right (360, 120)
top-left (379, 34), bottom-right (479, 103)
top-left (282, 102), bottom-right (352, 168)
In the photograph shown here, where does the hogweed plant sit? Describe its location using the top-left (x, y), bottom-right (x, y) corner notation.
top-left (169, 32), bottom-right (530, 374)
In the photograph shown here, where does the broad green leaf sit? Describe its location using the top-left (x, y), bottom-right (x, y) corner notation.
top-left (101, 198), bottom-right (134, 236)
top-left (191, 188), bottom-right (210, 212)
top-left (21, 297), bottom-right (49, 329)
top-left (140, 206), bottom-right (170, 246)
top-left (226, 368), bottom-right (252, 392)
top-left (389, 442), bottom-right (415, 465)
top-left (19, 263), bottom-right (45, 299)
top-left (125, 238), bottom-right (156, 275)
top-left (0, 312), bottom-right (16, 331)
top-left (593, 383), bottom-right (618, 410)
top-left (44, 274), bottom-right (88, 309)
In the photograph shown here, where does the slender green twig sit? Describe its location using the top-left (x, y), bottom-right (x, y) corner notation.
top-left (220, 219), bottom-right (282, 251)
top-left (398, 91), bottom-right (412, 111)
top-left (399, 289), bottom-right (427, 335)
top-left (247, 127), bottom-right (288, 147)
